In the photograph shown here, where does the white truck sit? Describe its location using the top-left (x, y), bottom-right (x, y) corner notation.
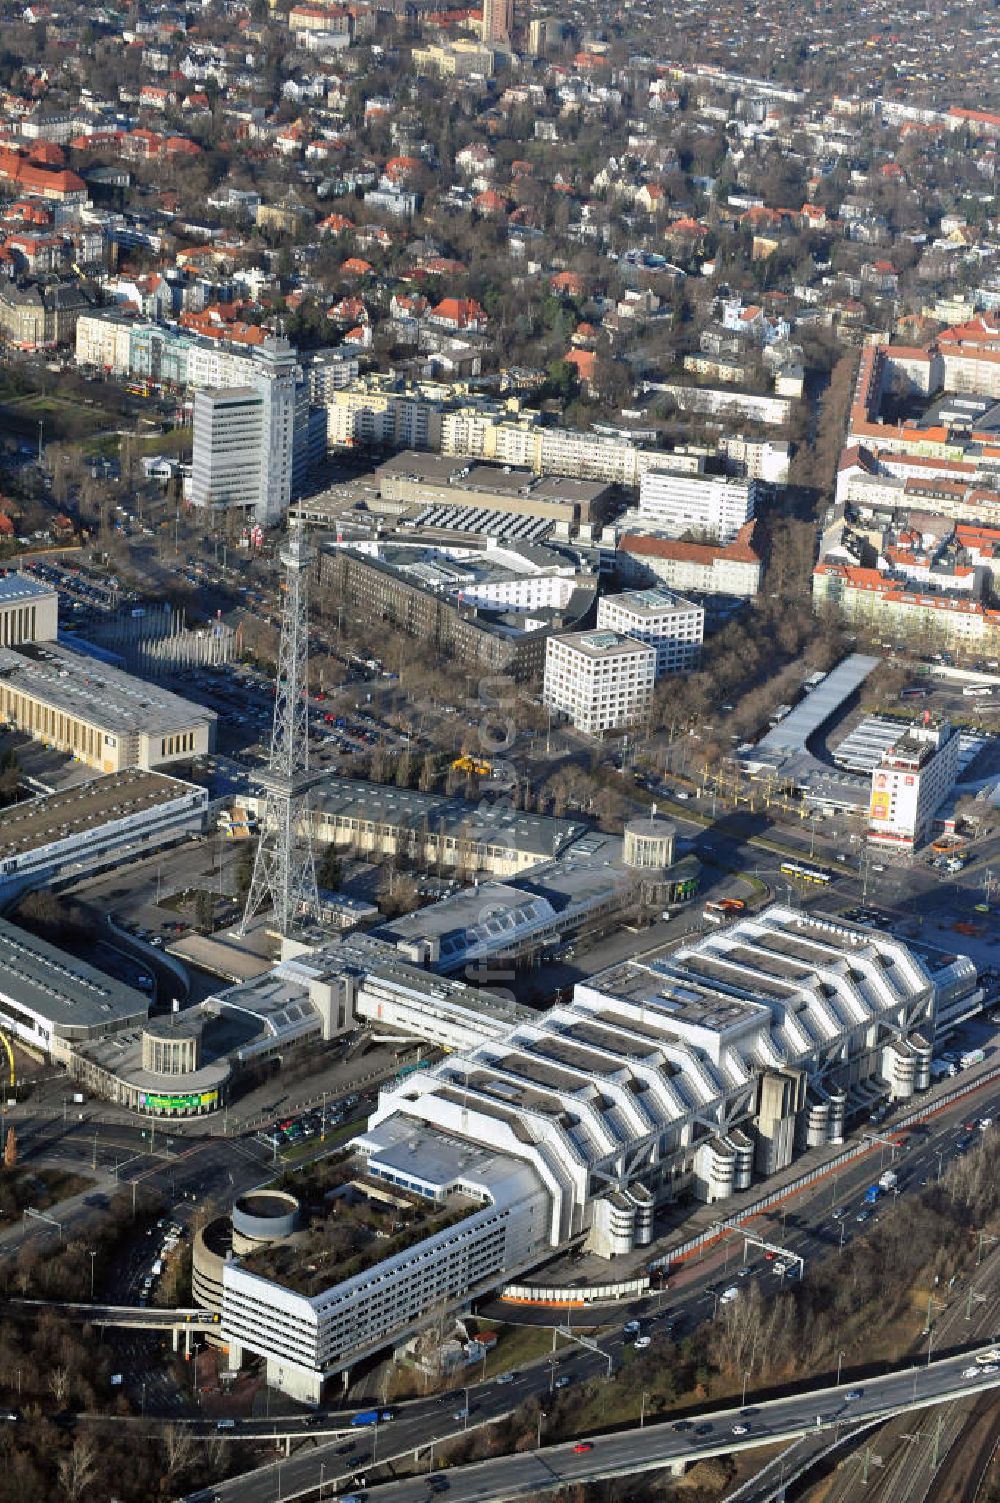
top-left (878, 1169), bottom-right (898, 1192)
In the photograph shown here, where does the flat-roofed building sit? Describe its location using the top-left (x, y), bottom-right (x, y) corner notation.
top-left (251, 775), bottom-right (588, 878)
top-left (190, 386), bottom-right (266, 516)
top-left (543, 629), bottom-right (655, 736)
top-left (637, 465), bottom-right (758, 544)
top-left (0, 915), bottom-right (149, 1065)
top-left (216, 902), bottom-right (980, 1400)
top-left (375, 452), bottom-right (612, 537)
top-left (0, 573), bottom-right (57, 646)
top-left (0, 641), bottom-right (216, 772)
top-left (0, 769), bottom-right (207, 900)
top-left (596, 587), bottom-right (703, 675)
top-left (316, 537), bottom-right (598, 679)
top-left (868, 718), bottom-right (961, 850)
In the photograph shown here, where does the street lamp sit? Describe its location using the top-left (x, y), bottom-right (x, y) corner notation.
top-left (318, 1461), bottom-right (325, 1501)
top-left (640, 1390), bottom-right (649, 1429)
top-left (88, 1249), bottom-right (96, 1302)
top-left (742, 1371), bottom-right (750, 1408)
top-left (836, 1350), bottom-right (846, 1388)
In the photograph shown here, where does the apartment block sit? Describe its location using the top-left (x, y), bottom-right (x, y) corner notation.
top-left (638, 466), bottom-right (758, 544)
top-left (619, 522), bottom-right (764, 599)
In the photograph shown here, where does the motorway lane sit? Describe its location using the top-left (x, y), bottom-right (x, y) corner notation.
top-left (183, 1352), bottom-right (1000, 1503)
top-left (814, 1237), bottom-right (1000, 1503)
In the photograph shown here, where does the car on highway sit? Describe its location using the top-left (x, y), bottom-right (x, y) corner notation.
top-left (634, 1335), bottom-right (652, 1349)
top-left (428, 1476), bottom-right (449, 1493)
top-left (732, 1423), bottom-right (750, 1435)
top-left (495, 1373), bottom-right (515, 1385)
top-left (673, 1420), bottom-right (693, 1431)
top-left (572, 1442), bottom-right (594, 1453)
top-left (719, 1286), bottom-right (739, 1304)
top-left (963, 1367), bottom-right (984, 1379)
top-left (980, 1364), bottom-right (1000, 1375)
top-left (554, 1376), bottom-right (572, 1389)
top-left (846, 1389), bottom-right (864, 1401)
top-left (452, 1409), bottom-right (469, 1423)
top-left (855, 1210), bottom-right (870, 1224)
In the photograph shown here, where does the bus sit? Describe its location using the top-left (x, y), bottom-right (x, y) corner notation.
top-left (963, 685), bottom-right (993, 697)
top-left (899, 687), bottom-right (929, 699)
top-left (780, 860), bottom-right (833, 885)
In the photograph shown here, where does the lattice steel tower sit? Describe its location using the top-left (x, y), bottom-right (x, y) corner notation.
top-left (241, 523), bottom-right (320, 936)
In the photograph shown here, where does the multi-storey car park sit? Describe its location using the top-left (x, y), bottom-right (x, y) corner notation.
top-left (217, 904), bottom-right (981, 1402)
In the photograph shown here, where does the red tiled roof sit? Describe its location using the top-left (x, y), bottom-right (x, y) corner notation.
top-left (621, 519), bottom-right (761, 566)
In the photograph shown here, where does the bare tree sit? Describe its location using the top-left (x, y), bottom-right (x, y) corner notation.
top-left (48, 1364), bottom-right (70, 1405)
top-left (56, 1436), bottom-right (97, 1502)
top-left (163, 1423), bottom-right (196, 1482)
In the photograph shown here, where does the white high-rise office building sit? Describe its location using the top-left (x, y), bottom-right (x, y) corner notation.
top-left (638, 466), bottom-right (758, 544)
top-left (189, 340), bottom-right (298, 525)
top-left (868, 717), bottom-right (960, 851)
top-left (596, 588), bottom-right (703, 676)
top-left (255, 339), bottom-right (298, 526)
top-left (190, 388), bottom-right (266, 515)
top-left (543, 629), bottom-right (655, 736)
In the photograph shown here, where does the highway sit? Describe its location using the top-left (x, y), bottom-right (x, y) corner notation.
top-left (178, 1351), bottom-right (1000, 1503)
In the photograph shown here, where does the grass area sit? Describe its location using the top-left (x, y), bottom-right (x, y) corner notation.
top-left (0, 392), bottom-right (108, 443)
top-left (474, 1321), bottom-right (560, 1379)
top-left (0, 1165), bottom-right (92, 1223)
top-left (133, 429), bottom-right (191, 456)
top-left (83, 432), bottom-right (123, 458)
top-left (276, 1115), bottom-right (368, 1163)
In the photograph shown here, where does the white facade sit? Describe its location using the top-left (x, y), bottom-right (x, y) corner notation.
top-left (218, 904), bottom-right (981, 1399)
top-left (255, 341), bottom-right (298, 526)
top-left (543, 629), bottom-right (655, 735)
top-left (0, 772), bottom-right (207, 901)
top-left (716, 435), bottom-right (790, 484)
top-left (188, 350), bottom-right (296, 525)
top-left (222, 1137), bottom-right (550, 1403)
top-left (596, 588), bottom-right (703, 675)
top-left (620, 529), bottom-right (763, 598)
top-left (638, 467), bottom-right (758, 544)
top-left (868, 719), bottom-right (961, 850)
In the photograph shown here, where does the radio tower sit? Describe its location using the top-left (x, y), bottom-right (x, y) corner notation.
top-left (241, 523), bottom-right (320, 937)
